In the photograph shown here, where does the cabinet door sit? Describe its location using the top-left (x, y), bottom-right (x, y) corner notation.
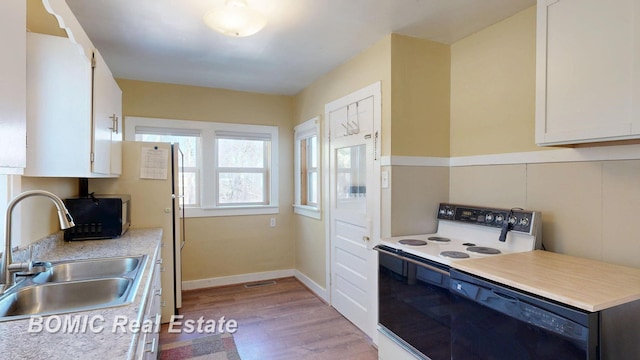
top-left (25, 33), bottom-right (92, 177)
top-left (0, 1), bottom-right (26, 172)
top-left (92, 50), bottom-right (114, 175)
top-left (92, 50), bottom-right (122, 175)
top-left (536, 0), bottom-right (639, 145)
top-left (110, 80), bottom-right (123, 175)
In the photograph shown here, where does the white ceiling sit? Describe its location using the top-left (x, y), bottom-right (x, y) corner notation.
top-left (64, 0), bottom-right (535, 95)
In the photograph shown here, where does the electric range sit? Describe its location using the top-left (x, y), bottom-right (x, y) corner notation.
top-left (375, 203), bottom-right (542, 360)
top-left (379, 203), bottom-right (542, 266)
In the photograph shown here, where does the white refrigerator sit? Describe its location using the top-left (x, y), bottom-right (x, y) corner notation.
top-left (91, 141), bottom-right (184, 322)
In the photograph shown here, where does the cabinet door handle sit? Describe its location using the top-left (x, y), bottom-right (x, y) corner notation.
top-left (109, 114), bottom-right (119, 134)
top-left (145, 338), bottom-right (156, 353)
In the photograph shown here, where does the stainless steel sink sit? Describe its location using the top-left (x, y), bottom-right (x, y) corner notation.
top-left (32, 255), bottom-right (144, 283)
top-left (0, 254), bottom-right (148, 321)
top-left (0, 278), bottom-right (132, 317)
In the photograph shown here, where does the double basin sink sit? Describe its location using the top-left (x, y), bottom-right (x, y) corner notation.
top-left (0, 255), bottom-right (147, 321)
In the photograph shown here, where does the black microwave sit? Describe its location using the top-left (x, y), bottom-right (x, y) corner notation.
top-left (64, 194), bottom-right (131, 240)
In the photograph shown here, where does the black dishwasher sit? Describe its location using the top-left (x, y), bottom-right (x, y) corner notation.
top-left (449, 269), bottom-right (599, 360)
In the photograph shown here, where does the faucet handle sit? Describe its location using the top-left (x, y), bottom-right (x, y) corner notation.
top-left (11, 261), bottom-right (51, 277)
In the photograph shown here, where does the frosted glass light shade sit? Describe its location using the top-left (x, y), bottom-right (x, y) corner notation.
top-left (203, 0), bottom-right (267, 37)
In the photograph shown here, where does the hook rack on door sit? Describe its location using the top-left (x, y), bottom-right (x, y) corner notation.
top-left (341, 103), bottom-right (360, 136)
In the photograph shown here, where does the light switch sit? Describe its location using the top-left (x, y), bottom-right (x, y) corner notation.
top-left (381, 170), bottom-right (389, 188)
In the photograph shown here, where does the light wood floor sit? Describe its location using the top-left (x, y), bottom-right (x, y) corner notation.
top-left (159, 277), bottom-right (378, 360)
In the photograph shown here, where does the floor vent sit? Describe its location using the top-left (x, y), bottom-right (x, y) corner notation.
top-left (244, 280), bottom-right (277, 288)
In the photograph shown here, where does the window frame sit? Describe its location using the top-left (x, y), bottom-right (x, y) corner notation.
top-left (293, 117), bottom-right (321, 219)
top-left (125, 117), bottom-right (279, 218)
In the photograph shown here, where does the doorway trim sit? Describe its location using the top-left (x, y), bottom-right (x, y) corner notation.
top-left (323, 81), bottom-right (382, 336)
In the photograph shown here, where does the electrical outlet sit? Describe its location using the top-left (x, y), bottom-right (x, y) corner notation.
top-left (270, 218), bottom-right (276, 227)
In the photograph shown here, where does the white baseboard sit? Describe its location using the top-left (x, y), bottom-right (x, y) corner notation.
top-left (294, 270), bottom-right (329, 303)
top-left (181, 269), bottom-right (330, 303)
top-left (181, 269), bottom-right (295, 291)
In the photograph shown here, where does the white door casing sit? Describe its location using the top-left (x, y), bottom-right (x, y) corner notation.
top-left (324, 82), bottom-right (381, 341)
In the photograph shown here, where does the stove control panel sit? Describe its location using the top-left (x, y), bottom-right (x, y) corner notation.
top-left (437, 203), bottom-right (536, 234)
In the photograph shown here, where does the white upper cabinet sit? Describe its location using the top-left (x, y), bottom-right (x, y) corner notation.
top-left (24, 0), bottom-right (122, 177)
top-left (0, 1), bottom-right (26, 173)
top-left (536, 0), bottom-right (640, 146)
top-left (92, 49), bottom-right (123, 175)
top-left (25, 33), bottom-right (94, 177)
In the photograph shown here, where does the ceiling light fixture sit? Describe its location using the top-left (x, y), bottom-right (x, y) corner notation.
top-left (203, 0), bottom-right (267, 37)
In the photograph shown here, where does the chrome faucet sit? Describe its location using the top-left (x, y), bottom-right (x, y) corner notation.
top-left (1, 190), bottom-right (75, 293)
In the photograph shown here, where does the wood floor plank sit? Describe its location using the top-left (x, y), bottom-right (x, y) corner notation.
top-left (159, 277), bottom-right (378, 360)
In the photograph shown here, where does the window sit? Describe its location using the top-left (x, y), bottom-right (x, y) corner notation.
top-left (126, 117), bottom-right (279, 217)
top-left (134, 129), bottom-right (200, 207)
top-left (216, 132), bottom-right (271, 206)
top-left (294, 117), bottom-right (320, 219)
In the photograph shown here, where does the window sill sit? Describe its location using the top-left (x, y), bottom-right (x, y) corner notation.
top-left (293, 205), bottom-right (321, 219)
top-left (184, 206), bottom-right (279, 218)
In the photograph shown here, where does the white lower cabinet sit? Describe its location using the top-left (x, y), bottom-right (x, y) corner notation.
top-left (134, 257), bottom-right (162, 359)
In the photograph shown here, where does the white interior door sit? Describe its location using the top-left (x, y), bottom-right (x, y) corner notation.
top-left (328, 91), bottom-right (379, 340)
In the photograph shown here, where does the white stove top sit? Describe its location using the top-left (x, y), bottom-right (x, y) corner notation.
top-left (380, 210), bottom-right (541, 266)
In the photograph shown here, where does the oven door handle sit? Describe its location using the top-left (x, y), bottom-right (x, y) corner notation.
top-left (374, 246), bottom-right (449, 276)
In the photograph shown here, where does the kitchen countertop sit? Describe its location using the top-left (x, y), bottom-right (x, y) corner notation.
top-left (452, 250), bottom-right (640, 312)
top-left (0, 228), bottom-right (162, 360)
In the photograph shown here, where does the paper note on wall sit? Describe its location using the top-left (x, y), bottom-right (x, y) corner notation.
top-left (140, 146), bottom-right (168, 180)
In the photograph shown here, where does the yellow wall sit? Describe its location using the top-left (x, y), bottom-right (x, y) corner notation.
top-left (15, 177), bottom-right (77, 247)
top-left (448, 6), bottom-right (640, 268)
top-left (450, 6), bottom-right (538, 156)
top-left (294, 35), bottom-right (392, 154)
top-left (292, 35), bottom-right (392, 287)
top-left (117, 79), bottom-right (296, 281)
top-left (391, 34), bottom-right (450, 157)
top-left (15, 3), bottom-right (640, 295)
top-left (291, 34), bottom-right (452, 286)
top-left (26, 0), bottom-right (66, 37)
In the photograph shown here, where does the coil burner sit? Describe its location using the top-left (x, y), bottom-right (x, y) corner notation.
top-left (440, 251), bottom-right (471, 259)
top-left (466, 246), bottom-right (501, 255)
top-left (428, 236), bottom-right (451, 242)
top-left (398, 239), bottom-right (428, 246)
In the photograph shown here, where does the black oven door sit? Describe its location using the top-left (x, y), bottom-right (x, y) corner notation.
top-left (375, 245), bottom-right (451, 360)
